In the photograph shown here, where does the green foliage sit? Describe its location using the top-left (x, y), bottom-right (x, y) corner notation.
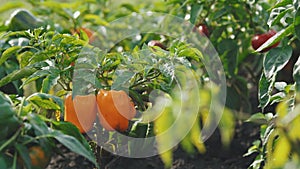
top-left (1, 0), bottom-right (300, 168)
top-left (245, 0), bottom-right (300, 168)
top-left (0, 92), bottom-right (99, 168)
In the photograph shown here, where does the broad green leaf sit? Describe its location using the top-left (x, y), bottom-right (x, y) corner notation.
top-left (0, 46), bottom-right (21, 66)
top-left (27, 113), bottom-right (50, 136)
top-left (212, 8), bottom-right (228, 20)
top-left (28, 96), bottom-right (60, 110)
top-left (50, 121), bottom-right (90, 148)
top-left (0, 153), bottom-right (10, 169)
top-left (190, 4), bottom-right (202, 24)
top-left (256, 25), bottom-right (294, 53)
top-left (18, 51), bottom-right (33, 68)
top-left (263, 46), bottom-right (293, 79)
top-left (28, 93), bottom-right (64, 113)
top-left (218, 39), bottom-right (238, 76)
top-left (295, 8), bottom-right (300, 39)
top-left (42, 74), bottom-right (59, 93)
top-left (21, 70), bottom-right (50, 88)
top-left (50, 130), bottom-right (98, 167)
top-left (0, 67), bottom-right (36, 88)
top-left (112, 70), bottom-right (135, 90)
top-left (15, 144), bottom-right (31, 169)
top-left (0, 92), bottom-right (15, 121)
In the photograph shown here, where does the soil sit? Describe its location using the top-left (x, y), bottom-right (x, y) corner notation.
top-left (46, 121), bottom-right (260, 169)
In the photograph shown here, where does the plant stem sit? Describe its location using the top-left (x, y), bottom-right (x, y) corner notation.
top-left (0, 128), bottom-right (22, 152)
top-left (17, 97), bottom-right (25, 117)
top-left (22, 134), bottom-right (53, 145)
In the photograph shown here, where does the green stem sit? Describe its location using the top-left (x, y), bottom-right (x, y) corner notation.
top-left (17, 97), bottom-right (25, 117)
top-left (0, 128), bottom-right (22, 152)
top-left (12, 152), bottom-right (17, 169)
top-left (22, 134), bottom-right (53, 145)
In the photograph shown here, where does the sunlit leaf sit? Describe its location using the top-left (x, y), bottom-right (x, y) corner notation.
top-left (246, 113), bottom-right (267, 124)
top-left (0, 67), bottom-right (36, 88)
top-left (272, 135), bottom-right (291, 168)
top-left (0, 46), bottom-right (21, 66)
top-left (0, 2), bottom-right (24, 13)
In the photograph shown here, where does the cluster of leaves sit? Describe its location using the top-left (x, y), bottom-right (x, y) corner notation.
top-left (0, 1), bottom-right (235, 168)
top-left (0, 91), bottom-right (98, 168)
top-left (5, 0), bottom-right (300, 168)
top-left (245, 0), bottom-right (300, 168)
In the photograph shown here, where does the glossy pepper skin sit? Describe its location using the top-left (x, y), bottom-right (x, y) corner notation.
top-left (96, 89), bottom-right (136, 132)
top-left (64, 94), bottom-right (97, 133)
top-left (251, 30), bottom-right (280, 52)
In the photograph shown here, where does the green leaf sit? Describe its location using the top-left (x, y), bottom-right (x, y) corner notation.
top-left (0, 92), bottom-right (15, 121)
top-left (50, 130), bottom-right (98, 167)
top-left (256, 25), bottom-right (294, 53)
top-left (26, 114), bottom-right (51, 150)
top-left (268, 8), bottom-right (293, 27)
top-left (218, 39), bottom-right (238, 76)
top-left (21, 70), bottom-right (50, 88)
top-left (51, 121), bottom-right (86, 145)
top-left (83, 14), bottom-right (109, 25)
top-left (121, 3), bottom-right (138, 12)
top-left (28, 95), bottom-right (60, 110)
top-left (190, 4), bottom-right (202, 24)
top-left (246, 113), bottom-right (267, 124)
top-left (258, 73), bottom-right (275, 110)
top-left (295, 8), bottom-right (300, 39)
top-left (112, 70), bottom-right (135, 90)
top-left (0, 46), bottom-right (21, 66)
top-left (27, 93), bottom-right (64, 112)
top-left (263, 46), bottom-right (293, 79)
top-left (293, 56), bottom-right (300, 91)
top-left (0, 67), bottom-right (36, 88)
top-left (15, 144), bottom-right (31, 169)
top-left (0, 2), bottom-right (24, 13)
top-left (212, 8), bottom-right (228, 20)
top-left (269, 0), bottom-right (292, 11)
top-left (42, 73), bottom-right (60, 93)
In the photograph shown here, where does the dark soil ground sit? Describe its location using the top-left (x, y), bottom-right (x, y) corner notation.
top-left (46, 121), bottom-right (260, 169)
